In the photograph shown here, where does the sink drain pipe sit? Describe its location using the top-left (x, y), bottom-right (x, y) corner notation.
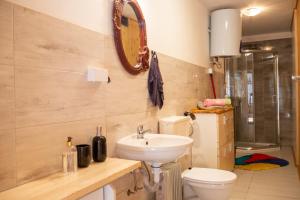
top-left (140, 162), bottom-right (163, 192)
top-left (151, 163), bottom-right (161, 184)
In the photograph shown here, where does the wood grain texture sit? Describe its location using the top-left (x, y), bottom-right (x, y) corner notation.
top-left (0, 0), bottom-right (16, 192)
top-left (0, 64), bottom-right (14, 131)
top-left (13, 5), bottom-right (104, 73)
top-left (0, 0), bottom-right (14, 131)
top-left (0, 1), bottom-right (13, 65)
top-left (13, 5), bottom-right (107, 128)
top-left (15, 66), bottom-right (106, 128)
top-left (191, 107), bottom-right (234, 114)
top-left (16, 117), bottom-right (106, 185)
top-left (0, 129), bottom-right (16, 191)
top-left (0, 158), bottom-right (141, 200)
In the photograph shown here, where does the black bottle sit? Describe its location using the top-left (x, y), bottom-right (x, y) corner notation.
top-left (92, 125), bottom-right (107, 162)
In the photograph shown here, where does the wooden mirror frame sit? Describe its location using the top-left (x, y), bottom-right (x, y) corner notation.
top-left (113, 0), bottom-right (149, 75)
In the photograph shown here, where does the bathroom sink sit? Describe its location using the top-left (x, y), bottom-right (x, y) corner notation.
top-left (116, 133), bottom-right (193, 165)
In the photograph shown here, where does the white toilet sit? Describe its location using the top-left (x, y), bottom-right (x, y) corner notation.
top-left (182, 168), bottom-right (236, 200)
top-left (159, 116), bottom-right (237, 200)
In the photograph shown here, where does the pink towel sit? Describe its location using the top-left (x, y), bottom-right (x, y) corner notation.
top-left (203, 99), bottom-right (231, 107)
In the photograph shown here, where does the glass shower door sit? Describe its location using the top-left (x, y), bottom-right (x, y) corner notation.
top-left (253, 52), bottom-right (279, 145)
top-left (226, 51), bottom-right (280, 149)
top-left (233, 53), bottom-right (256, 144)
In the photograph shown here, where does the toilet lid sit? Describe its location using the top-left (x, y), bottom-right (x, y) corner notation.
top-left (182, 168), bottom-right (237, 184)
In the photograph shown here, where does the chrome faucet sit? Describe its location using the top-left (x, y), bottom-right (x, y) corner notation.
top-left (137, 125), bottom-right (151, 139)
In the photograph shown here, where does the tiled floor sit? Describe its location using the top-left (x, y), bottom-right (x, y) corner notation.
top-left (231, 147), bottom-right (300, 200)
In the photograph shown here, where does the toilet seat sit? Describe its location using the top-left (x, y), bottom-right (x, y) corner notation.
top-left (182, 168), bottom-right (237, 184)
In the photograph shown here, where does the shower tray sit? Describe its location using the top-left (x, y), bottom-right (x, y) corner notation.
top-left (236, 142), bottom-right (280, 151)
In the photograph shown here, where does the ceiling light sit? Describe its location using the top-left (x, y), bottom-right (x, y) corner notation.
top-left (263, 46), bottom-right (273, 51)
top-left (242, 7), bottom-right (262, 17)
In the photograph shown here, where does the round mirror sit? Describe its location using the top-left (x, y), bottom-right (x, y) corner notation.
top-left (121, 3), bottom-right (140, 68)
top-left (113, 0), bottom-right (149, 75)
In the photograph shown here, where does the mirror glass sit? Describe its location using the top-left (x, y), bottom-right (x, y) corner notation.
top-left (113, 0), bottom-right (149, 74)
top-left (121, 3), bottom-right (140, 68)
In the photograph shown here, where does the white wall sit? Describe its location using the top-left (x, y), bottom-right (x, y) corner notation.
top-left (139, 0), bottom-right (210, 68)
top-left (8, 0), bottom-right (111, 34)
top-left (8, 0), bottom-right (210, 67)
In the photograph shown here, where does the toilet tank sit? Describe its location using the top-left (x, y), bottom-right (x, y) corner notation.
top-left (159, 116), bottom-right (191, 136)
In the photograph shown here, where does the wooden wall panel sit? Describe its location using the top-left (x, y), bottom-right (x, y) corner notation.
top-left (0, 0), bottom-right (16, 191)
top-left (13, 5), bottom-right (104, 73)
top-left (0, 65), bottom-right (14, 130)
top-left (16, 117), bottom-right (106, 184)
top-left (12, 4), bottom-right (108, 185)
top-left (0, 129), bottom-right (16, 191)
top-left (0, 1), bottom-right (13, 66)
top-left (13, 5), bottom-right (107, 128)
top-left (15, 67), bottom-right (106, 127)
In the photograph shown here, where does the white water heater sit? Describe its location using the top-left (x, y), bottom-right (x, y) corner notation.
top-left (210, 9), bottom-right (242, 57)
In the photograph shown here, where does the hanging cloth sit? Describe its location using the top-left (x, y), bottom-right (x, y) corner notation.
top-left (148, 51), bottom-right (164, 109)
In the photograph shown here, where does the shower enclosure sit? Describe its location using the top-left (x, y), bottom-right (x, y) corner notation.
top-left (225, 50), bottom-right (280, 150)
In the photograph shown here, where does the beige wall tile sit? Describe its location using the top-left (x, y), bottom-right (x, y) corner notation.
top-left (0, 65), bottom-right (14, 105)
top-left (15, 67), bottom-right (106, 128)
top-left (0, 64), bottom-right (14, 131)
top-left (0, 1), bottom-right (13, 39)
top-left (0, 1), bottom-right (13, 65)
top-left (105, 77), bottom-right (155, 117)
top-left (16, 117), bottom-right (106, 184)
top-left (0, 129), bottom-right (16, 191)
top-left (177, 153), bottom-right (192, 171)
top-left (14, 5), bottom-right (104, 73)
top-left (0, 1), bottom-right (16, 192)
top-left (0, 1), bottom-right (14, 131)
top-left (0, 38), bottom-right (13, 66)
top-left (0, 106), bottom-right (15, 131)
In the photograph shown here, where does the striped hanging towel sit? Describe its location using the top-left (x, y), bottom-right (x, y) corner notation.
top-left (156, 162), bottom-right (182, 200)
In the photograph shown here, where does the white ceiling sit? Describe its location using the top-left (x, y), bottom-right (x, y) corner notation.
top-left (201, 0), bottom-right (296, 36)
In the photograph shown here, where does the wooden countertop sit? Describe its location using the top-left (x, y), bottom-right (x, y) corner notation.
top-left (0, 158), bottom-right (141, 200)
top-left (191, 106), bottom-right (234, 114)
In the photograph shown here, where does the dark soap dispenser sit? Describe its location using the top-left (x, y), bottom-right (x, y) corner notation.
top-left (92, 125), bottom-right (107, 162)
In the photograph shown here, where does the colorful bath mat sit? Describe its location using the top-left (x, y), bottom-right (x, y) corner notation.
top-left (235, 163), bottom-right (280, 171)
top-left (235, 153), bottom-right (289, 171)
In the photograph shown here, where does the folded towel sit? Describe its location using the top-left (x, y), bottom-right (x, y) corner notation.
top-left (203, 99), bottom-right (231, 107)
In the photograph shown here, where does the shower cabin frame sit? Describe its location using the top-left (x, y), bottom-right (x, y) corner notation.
top-left (226, 50), bottom-right (281, 150)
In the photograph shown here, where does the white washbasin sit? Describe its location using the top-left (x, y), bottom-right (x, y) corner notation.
top-left (116, 133), bottom-right (193, 165)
